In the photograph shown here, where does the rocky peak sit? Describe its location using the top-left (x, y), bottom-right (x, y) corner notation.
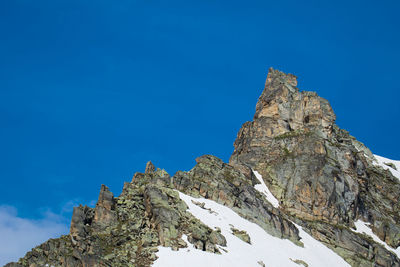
top-left (230, 68), bottom-right (400, 264)
top-left (145, 161), bottom-right (156, 174)
top-left (6, 68), bottom-right (400, 267)
top-left (96, 185), bottom-right (115, 210)
top-left (253, 67), bottom-right (336, 138)
top-left (93, 184), bottom-right (116, 225)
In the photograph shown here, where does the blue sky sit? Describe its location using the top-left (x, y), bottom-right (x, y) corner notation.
top-left (0, 0), bottom-right (399, 263)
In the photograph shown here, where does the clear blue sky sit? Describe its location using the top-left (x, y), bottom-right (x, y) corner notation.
top-left (0, 0), bottom-right (399, 223)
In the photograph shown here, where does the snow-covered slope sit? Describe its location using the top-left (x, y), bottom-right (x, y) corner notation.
top-left (153, 191), bottom-right (350, 267)
top-left (374, 155), bottom-right (400, 180)
top-left (354, 220), bottom-right (400, 258)
top-left (253, 170), bottom-right (280, 208)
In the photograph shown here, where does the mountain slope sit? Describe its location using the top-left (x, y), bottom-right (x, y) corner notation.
top-left (5, 68), bottom-right (400, 267)
top-left (230, 68), bottom-right (400, 266)
top-left (154, 190), bottom-right (349, 267)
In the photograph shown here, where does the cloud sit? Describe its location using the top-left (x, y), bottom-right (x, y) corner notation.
top-left (0, 205), bottom-right (69, 266)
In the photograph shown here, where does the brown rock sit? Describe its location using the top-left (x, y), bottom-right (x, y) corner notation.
top-left (230, 67), bottom-right (400, 265)
top-left (145, 161), bottom-right (156, 174)
top-left (93, 184), bottom-right (116, 225)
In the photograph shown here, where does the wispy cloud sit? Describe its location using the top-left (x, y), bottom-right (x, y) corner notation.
top-left (0, 205), bottom-right (69, 266)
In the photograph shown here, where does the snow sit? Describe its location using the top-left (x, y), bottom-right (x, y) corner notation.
top-left (253, 170), bottom-right (280, 208)
top-left (153, 191), bottom-right (350, 267)
top-left (354, 220), bottom-right (400, 257)
top-left (373, 155), bottom-right (400, 180)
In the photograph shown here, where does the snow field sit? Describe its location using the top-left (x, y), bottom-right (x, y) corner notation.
top-left (154, 190), bottom-right (349, 267)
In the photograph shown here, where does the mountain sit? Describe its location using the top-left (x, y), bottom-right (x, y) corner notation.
top-left (5, 68), bottom-right (400, 267)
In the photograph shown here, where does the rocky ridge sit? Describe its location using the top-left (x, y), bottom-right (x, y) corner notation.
top-left (230, 68), bottom-right (400, 266)
top-left (6, 68), bottom-right (400, 267)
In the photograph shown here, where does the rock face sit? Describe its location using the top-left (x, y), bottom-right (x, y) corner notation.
top-left (93, 185), bottom-right (117, 225)
top-left (173, 155), bottom-right (301, 246)
top-left (6, 68), bottom-right (400, 267)
top-left (230, 67), bottom-right (400, 266)
top-left (9, 166), bottom-right (227, 267)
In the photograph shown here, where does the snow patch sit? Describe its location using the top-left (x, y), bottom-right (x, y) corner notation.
top-left (373, 155), bottom-right (400, 180)
top-left (253, 170), bottom-right (280, 208)
top-left (354, 220), bottom-right (400, 258)
top-left (153, 192), bottom-right (349, 267)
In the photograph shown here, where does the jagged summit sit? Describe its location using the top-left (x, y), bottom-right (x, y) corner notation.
top-left (6, 68), bottom-right (400, 267)
top-left (145, 161), bottom-right (156, 174)
top-left (230, 68), bottom-right (400, 265)
top-left (254, 68), bottom-right (336, 135)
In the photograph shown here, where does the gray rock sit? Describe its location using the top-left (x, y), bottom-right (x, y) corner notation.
top-left (93, 184), bottom-right (116, 225)
top-left (230, 67), bottom-right (400, 266)
top-left (7, 67), bottom-right (400, 267)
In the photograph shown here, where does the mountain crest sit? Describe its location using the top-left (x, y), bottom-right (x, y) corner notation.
top-left (6, 68), bottom-right (400, 267)
top-left (254, 67), bottom-right (336, 138)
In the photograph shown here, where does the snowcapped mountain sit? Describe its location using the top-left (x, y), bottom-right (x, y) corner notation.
top-left (6, 68), bottom-right (400, 267)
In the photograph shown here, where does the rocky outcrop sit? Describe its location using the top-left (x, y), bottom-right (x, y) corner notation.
top-left (9, 164), bottom-right (227, 267)
top-left (145, 161), bottom-right (156, 174)
top-left (173, 155), bottom-right (301, 246)
top-left (230, 67), bottom-right (400, 266)
top-left (300, 220), bottom-right (399, 266)
top-left (93, 185), bottom-right (117, 225)
top-left (6, 67), bottom-right (400, 267)
top-left (230, 227), bottom-right (251, 244)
